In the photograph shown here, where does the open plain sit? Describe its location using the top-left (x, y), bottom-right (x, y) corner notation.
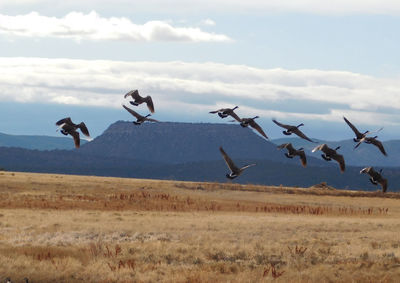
top-left (0, 171), bottom-right (399, 282)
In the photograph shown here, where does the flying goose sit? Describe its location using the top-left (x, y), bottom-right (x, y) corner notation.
top-left (55, 117), bottom-right (91, 148)
top-left (240, 116), bottom-right (269, 139)
top-left (272, 119), bottom-right (315, 143)
top-left (124, 89), bottom-right (155, 113)
top-left (122, 104), bottom-right (158, 125)
top-left (219, 146), bottom-right (256, 179)
top-left (360, 167), bottom-right (388, 193)
top-left (343, 116), bottom-right (383, 142)
top-left (277, 143), bottom-right (307, 167)
top-left (355, 136), bottom-right (387, 156)
top-left (209, 106), bottom-right (241, 122)
top-left (312, 144), bottom-right (345, 173)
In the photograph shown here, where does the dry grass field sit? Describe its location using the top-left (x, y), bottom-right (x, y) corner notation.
top-left (0, 171), bottom-right (400, 282)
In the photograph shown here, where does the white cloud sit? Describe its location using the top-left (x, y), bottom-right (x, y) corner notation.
top-left (200, 19), bottom-right (216, 26)
top-left (0, 11), bottom-right (231, 42)
top-left (0, 57), bottom-right (399, 126)
top-left (1, 0), bottom-right (400, 15)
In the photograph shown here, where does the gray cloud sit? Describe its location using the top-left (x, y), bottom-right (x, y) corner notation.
top-left (0, 57), bottom-right (399, 126)
top-left (1, 0), bottom-right (400, 15)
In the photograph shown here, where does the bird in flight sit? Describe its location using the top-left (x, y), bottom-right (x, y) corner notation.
top-left (312, 144), bottom-right (345, 173)
top-left (55, 117), bottom-right (91, 148)
top-left (240, 116), bottom-right (269, 140)
top-left (277, 143), bottom-right (307, 167)
top-left (124, 89), bottom-right (155, 113)
top-left (219, 146), bottom-right (256, 179)
top-left (122, 104), bottom-right (158, 125)
top-left (272, 119), bottom-right (315, 143)
top-left (209, 106), bottom-right (241, 122)
top-left (360, 167), bottom-right (388, 193)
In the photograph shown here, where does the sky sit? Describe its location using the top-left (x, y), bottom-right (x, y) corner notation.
top-left (1, 0), bottom-right (400, 141)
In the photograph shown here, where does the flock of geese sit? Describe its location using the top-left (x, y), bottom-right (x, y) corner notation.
top-left (56, 90), bottom-right (389, 192)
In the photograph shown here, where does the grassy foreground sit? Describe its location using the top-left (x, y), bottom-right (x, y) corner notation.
top-left (0, 171), bottom-right (399, 282)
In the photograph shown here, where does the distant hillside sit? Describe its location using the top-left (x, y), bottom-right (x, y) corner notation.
top-left (1, 122), bottom-right (399, 191)
top-left (272, 137), bottom-right (400, 167)
top-left (0, 132), bottom-right (86, 150)
top-left (80, 121), bottom-right (325, 166)
top-left (1, 146), bottom-right (399, 191)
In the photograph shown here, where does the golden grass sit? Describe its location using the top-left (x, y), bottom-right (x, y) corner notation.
top-left (0, 171), bottom-right (399, 282)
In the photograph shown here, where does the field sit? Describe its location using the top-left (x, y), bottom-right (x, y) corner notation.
top-left (0, 171), bottom-right (400, 282)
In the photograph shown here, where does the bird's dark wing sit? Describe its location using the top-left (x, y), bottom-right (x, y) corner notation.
top-left (219, 146), bottom-right (239, 173)
top-left (292, 128), bottom-right (315, 143)
top-left (370, 138), bottom-right (387, 156)
top-left (249, 120), bottom-right (268, 139)
top-left (272, 119), bottom-right (291, 130)
top-left (144, 96), bottom-right (155, 113)
top-left (332, 154), bottom-right (345, 173)
top-left (227, 110), bottom-right (242, 122)
top-left (298, 150), bottom-right (307, 168)
top-left (124, 90), bottom-right (138, 99)
top-left (343, 116), bottom-right (363, 138)
top-left (77, 122), bottom-right (90, 137)
top-left (70, 130), bottom-right (80, 148)
top-left (56, 117), bottom-right (73, 126)
top-left (122, 105), bottom-right (142, 119)
top-left (277, 143), bottom-right (290, 150)
top-left (131, 89), bottom-right (143, 100)
top-left (380, 178), bottom-right (388, 193)
top-left (209, 109), bottom-right (222, 114)
top-left (145, 117), bottom-right (159, 122)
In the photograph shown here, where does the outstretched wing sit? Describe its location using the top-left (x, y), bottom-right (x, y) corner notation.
top-left (56, 117), bottom-right (73, 126)
top-left (312, 144), bottom-right (326, 153)
top-left (343, 116), bottom-right (363, 138)
top-left (145, 117), bottom-right (159, 123)
top-left (124, 89), bottom-right (139, 99)
top-left (249, 120), bottom-right (268, 139)
top-left (298, 150), bottom-right (307, 168)
top-left (354, 138), bottom-right (365, 149)
top-left (122, 104), bottom-right (142, 119)
top-left (277, 143), bottom-right (290, 150)
top-left (240, 163), bottom-right (256, 171)
top-left (144, 96), bottom-right (155, 113)
top-left (292, 128), bottom-right (315, 143)
top-left (219, 146), bottom-right (239, 173)
top-left (228, 110), bottom-right (242, 122)
top-left (272, 119), bottom-right (291, 130)
top-left (77, 122), bottom-right (90, 137)
top-left (370, 139), bottom-right (387, 156)
top-left (209, 109), bottom-right (222, 114)
top-left (332, 154), bottom-right (345, 173)
top-left (380, 178), bottom-right (388, 193)
top-left (70, 130), bottom-right (80, 148)
top-left (360, 167), bottom-right (372, 174)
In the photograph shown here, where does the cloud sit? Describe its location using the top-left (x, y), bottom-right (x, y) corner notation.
top-left (0, 57), bottom-right (399, 127)
top-left (1, 0), bottom-right (400, 15)
top-left (200, 19), bottom-right (216, 26)
top-left (0, 11), bottom-right (231, 42)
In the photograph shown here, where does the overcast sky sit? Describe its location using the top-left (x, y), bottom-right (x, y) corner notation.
top-left (1, 0), bottom-right (399, 140)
